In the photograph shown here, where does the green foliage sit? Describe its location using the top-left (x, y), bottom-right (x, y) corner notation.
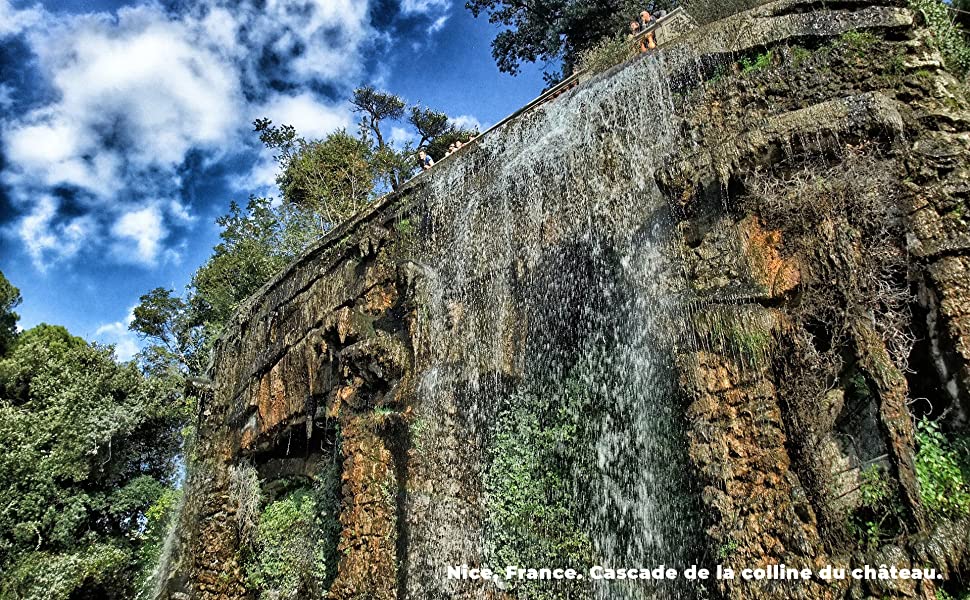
top-left (937, 588), bottom-right (970, 600)
top-left (728, 323), bottom-right (771, 364)
top-left (484, 365), bottom-right (595, 599)
top-left (143, 195), bottom-right (327, 367)
top-left (409, 106), bottom-right (451, 148)
top-left (717, 539), bottom-right (739, 559)
top-left (910, 0), bottom-right (970, 77)
top-left (466, 0), bottom-right (676, 81)
top-left (840, 30), bottom-right (879, 51)
top-left (575, 32), bottom-right (638, 75)
top-left (915, 418), bottom-right (970, 520)
top-left (352, 86), bottom-right (406, 149)
top-left (0, 324), bottom-right (188, 598)
top-left (2, 543), bottom-right (131, 600)
top-left (790, 45), bottom-right (812, 66)
top-left (134, 488), bottom-right (182, 599)
top-left (395, 218), bottom-right (414, 235)
top-left (740, 50), bottom-right (772, 73)
top-left (278, 131), bottom-right (374, 222)
top-left (243, 464), bottom-right (341, 600)
top-left (848, 465), bottom-right (904, 550)
top-left (256, 120), bottom-right (375, 221)
top-left (131, 288), bottom-right (203, 375)
top-left (0, 271), bottom-right (21, 356)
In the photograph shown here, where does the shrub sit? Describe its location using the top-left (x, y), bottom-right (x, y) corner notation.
top-left (2, 544), bottom-right (131, 600)
top-left (848, 465), bottom-right (904, 549)
top-left (484, 366), bottom-right (596, 599)
top-left (740, 50), bottom-right (772, 73)
top-left (243, 464), bottom-right (340, 600)
top-left (910, 0), bottom-right (970, 77)
top-left (915, 418), bottom-right (970, 520)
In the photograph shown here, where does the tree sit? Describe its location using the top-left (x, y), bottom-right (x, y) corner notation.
top-left (351, 86), bottom-right (406, 150)
top-left (279, 131), bottom-right (374, 222)
top-left (131, 288), bottom-right (202, 375)
top-left (0, 271), bottom-right (21, 356)
top-left (131, 196), bottom-right (325, 378)
top-left (426, 126), bottom-right (480, 161)
top-left (408, 106), bottom-right (481, 160)
top-left (256, 120), bottom-right (375, 221)
top-left (465, 0), bottom-right (675, 81)
top-left (409, 106), bottom-right (451, 149)
top-left (0, 324), bottom-right (188, 599)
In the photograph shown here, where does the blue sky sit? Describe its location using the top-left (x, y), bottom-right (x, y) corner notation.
top-left (0, 0), bottom-right (550, 359)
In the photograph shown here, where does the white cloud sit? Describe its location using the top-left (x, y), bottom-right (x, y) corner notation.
top-left (0, 83), bottom-right (14, 110)
top-left (390, 126), bottom-right (415, 147)
top-left (237, 154), bottom-right (280, 197)
top-left (167, 199), bottom-right (194, 224)
top-left (451, 114), bottom-right (486, 132)
top-left (8, 6), bottom-right (242, 189)
top-left (0, 0), bottom-right (43, 38)
top-left (401, 0), bottom-right (450, 15)
top-left (94, 307), bottom-right (140, 362)
top-left (2, 0), bottom-right (375, 271)
top-left (255, 93), bottom-right (354, 140)
top-left (17, 196), bottom-right (95, 269)
top-left (428, 14), bottom-right (449, 34)
top-left (111, 206), bottom-right (167, 266)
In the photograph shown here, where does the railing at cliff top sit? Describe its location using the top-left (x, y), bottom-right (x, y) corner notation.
top-left (460, 7), bottom-right (695, 145)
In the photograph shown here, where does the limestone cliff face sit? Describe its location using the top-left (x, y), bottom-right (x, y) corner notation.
top-left (158, 1), bottom-right (970, 599)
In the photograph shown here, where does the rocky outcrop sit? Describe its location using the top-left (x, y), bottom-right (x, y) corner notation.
top-left (159, 1), bottom-right (970, 599)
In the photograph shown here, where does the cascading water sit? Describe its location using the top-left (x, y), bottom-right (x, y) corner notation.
top-left (405, 50), bottom-right (708, 599)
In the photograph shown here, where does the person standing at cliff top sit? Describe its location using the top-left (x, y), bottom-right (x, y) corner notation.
top-left (639, 11), bottom-right (657, 49)
top-left (628, 20), bottom-right (646, 53)
top-left (418, 150), bottom-right (434, 170)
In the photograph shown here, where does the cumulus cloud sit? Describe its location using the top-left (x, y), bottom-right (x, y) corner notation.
top-left (111, 205), bottom-right (167, 266)
top-left (401, 0), bottom-right (450, 15)
top-left (0, 83), bottom-right (14, 110)
top-left (0, 0), bottom-right (43, 38)
top-left (451, 114), bottom-right (486, 132)
top-left (255, 93), bottom-right (354, 141)
top-left (17, 196), bottom-right (95, 269)
top-left (390, 126), bottom-right (415, 147)
top-left (1, 0), bottom-right (376, 271)
top-left (94, 307), bottom-right (140, 362)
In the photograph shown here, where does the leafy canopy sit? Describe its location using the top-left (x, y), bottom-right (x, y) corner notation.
top-left (0, 321), bottom-right (188, 599)
top-left (0, 271), bottom-right (21, 356)
top-left (465, 0), bottom-right (675, 82)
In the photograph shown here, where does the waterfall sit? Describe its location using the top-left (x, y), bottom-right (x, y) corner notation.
top-left (406, 50), bottom-right (706, 599)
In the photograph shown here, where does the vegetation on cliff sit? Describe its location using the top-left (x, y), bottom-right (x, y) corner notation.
top-left (467, 0), bottom-right (677, 81)
top-left (0, 272), bottom-right (188, 599)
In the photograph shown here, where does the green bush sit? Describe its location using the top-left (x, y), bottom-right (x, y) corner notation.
top-left (2, 543), bottom-right (131, 600)
top-left (910, 0), bottom-right (970, 77)
top-left (915, 418), bottom-right (970, 520)
top-left (848, 465), bottom-right (904, 549)
top-left (840, 30), bottom-right (879, 51)
top-left (740, 50), bottom-right (772, 73)
top-left (243, 464), bottom-right (340, 600)
top-left (484, 360), bottom-right (599, 599)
